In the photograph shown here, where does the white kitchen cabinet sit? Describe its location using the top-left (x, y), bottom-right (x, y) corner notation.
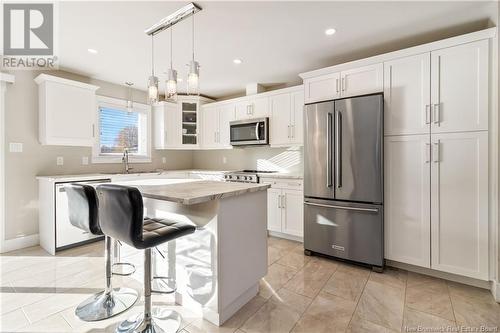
top-left (261, 177), bottom-right (304, 240)
top-left (282, 189), bottom-right (304, 237)
top-left (340, 63), bottom-right (384, 98)
top-left (384, 54), bottom-right (431, 136)
top-left (201, 103), bottom-right (235, 149)
top-left (304, 72), bottom-right (341, 104)
top-left (270, 89), bottom-right (304, 147)
top-left (384, 135), bottom-right (431, 268)
top-left (303, 64), bottom-right (383, 103)
top-left (154, 101), bottom-right (181, 149)
top-left (431, 40), bottom-right (488, 133)
top-left (35, 74), bottom-right (99, 146)
top-left (430, 131), bottom-right (488, 280)
top-left (235, 96), bottom-right (269, 120)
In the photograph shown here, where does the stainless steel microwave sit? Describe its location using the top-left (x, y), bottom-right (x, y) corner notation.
top-left (230, 117), bottom-right (269, 146)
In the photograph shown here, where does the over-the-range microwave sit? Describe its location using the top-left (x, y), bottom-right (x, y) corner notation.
top-left (230, 117), bottom-right (269, 146)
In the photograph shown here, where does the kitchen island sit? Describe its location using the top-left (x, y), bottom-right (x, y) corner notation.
top-left (116, 178), bottom-right (270, 326)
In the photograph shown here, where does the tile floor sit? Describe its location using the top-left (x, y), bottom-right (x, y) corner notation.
top-left (1, 237), bottom-right (499, 333)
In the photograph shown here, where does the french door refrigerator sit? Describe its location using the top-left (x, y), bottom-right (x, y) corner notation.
top-left (303, 93), bottom-right (384, 270)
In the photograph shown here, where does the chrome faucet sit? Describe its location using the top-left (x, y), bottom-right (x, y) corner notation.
top-left (122, 148), bottom-right (132, 174)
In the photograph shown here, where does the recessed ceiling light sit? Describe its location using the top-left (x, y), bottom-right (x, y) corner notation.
top-left (87, 48), bottom-right (98, 54)
top-left (325, 28), bottom-right (336, 36)
top-left (233, 58), bottom-right (242, 65)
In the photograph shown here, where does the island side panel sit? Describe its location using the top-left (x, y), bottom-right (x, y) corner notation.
top-left (217, 190), bottom-right (268, 323)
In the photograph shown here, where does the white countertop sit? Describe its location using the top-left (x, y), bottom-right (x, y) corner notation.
top-left (118, 179), bottom-right (270, 205)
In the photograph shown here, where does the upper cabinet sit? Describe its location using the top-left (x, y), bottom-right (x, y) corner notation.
top-left (35, 74), bottom-right (99, 146)
top-left (340, 63), bottom-right (384, 98)
top-left (235, 96), bottom-right (269, 120)
top-left (384, 53), bottom-right (431, 136)
top-left (200, 102), bottom-right (235, 149)
top-left (154, 96), bottom-right (212, 150)
top-left (431, 40), bottom-right (488, 133)
top-left (302, 63), bottom-right (383, 104)
top-left (269, 87), bottom-right (304, 147)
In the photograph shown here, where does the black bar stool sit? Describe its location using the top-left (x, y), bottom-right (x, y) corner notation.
top-left (96, 184), bottom-right (196, 333)
top-left (65, 184), bottom-right (138, 321)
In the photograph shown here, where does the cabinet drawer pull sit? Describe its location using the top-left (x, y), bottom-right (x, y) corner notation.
top-left (425, 105), bottom-right (431, 124)
top-left (305, 202), bottom-right (378, 213)
top-left (433, 141), bottom-right (440, 163)
top-left (433, 103), bottom-right (440, 124)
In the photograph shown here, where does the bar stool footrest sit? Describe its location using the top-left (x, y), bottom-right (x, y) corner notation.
top-left (112, 262), bottom-right (136, 276)
top-left (151, 276), bottom-right (177, 294)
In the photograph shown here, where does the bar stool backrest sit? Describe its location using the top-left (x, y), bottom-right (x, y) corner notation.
top-left (96, 184), bottom-right (144, 249)
top-left (65, 184), bottom-right (102, 235)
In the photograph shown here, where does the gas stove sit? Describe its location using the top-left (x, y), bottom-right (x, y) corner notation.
top-left (224, 170), bottom-right (278, 183)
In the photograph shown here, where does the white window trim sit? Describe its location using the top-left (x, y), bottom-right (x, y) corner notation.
top-left (92, 95), bottom-right (152, 164)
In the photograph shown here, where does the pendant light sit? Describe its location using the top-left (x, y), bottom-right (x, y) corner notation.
top-left (125, 82), bottom-right (134, 112)
top-left (165, 27), bottom-right (178, 101)
top-left (147, 35), bottom-right (159, 104)
top-left (187, 15), bottom-right (200, 95)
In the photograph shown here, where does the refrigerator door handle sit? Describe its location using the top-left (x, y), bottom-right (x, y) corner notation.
top-left (304, 202), bottom-right (379, 213)
top-left (335, 111), bottom-right (342, 188)
top-left (326, 112), bottom-right (333, 187)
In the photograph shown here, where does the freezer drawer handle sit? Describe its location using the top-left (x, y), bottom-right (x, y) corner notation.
top-left (304, 202), bottom-right (379, 213)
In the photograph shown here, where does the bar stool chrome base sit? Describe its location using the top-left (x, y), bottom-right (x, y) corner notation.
top-left (116, 308), bottom-right (182, 333)
top-left (75, 287), bottom-right (138, 321)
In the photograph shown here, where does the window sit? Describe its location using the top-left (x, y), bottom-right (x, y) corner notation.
top-left (92, 96), bottom-right (151, 163)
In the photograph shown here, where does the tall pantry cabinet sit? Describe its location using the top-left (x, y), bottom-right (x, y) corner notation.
top-left (384, 39), bottom-right (490, 280)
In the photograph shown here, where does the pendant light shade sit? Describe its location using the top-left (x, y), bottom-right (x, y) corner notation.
top-left (165, 28), bottom-right (178, 101)
top-left (125, 82), bottom-right (134, 112)
top-left (148, 36), bottom-right (159, 104)
top-left (187, 15), bottom-right (200, 96)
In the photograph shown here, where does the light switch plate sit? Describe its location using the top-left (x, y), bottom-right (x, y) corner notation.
top-left (162, 157), bottom-right (167, 164)
top-left (9, 142), bottom-right (23, 153)
top-left (82, 156), bottom-right (89, 165)
top-left (56, 157), bottom-right (64, 166)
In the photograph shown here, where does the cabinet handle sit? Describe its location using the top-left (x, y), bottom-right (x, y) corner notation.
top-left (282, 195), bottom-right (286, 208)
top-left (165, 131), bottom-right (168, 143)
top-left (292, 125), bottom-right (295, 138)
top-left (214, 132), bottom-right (217, 142)
top-left (425, 143), bottom-right (431, 163)
top-left (425, 105), bottom-right (431, 124)
top-left (92, 124), bottom-right (95, 138)
top-left (335, 78), bottom-right (339, 93)
top-left (433, 141), bottom-right (440, 163)
top-left (341, 77), bottom-right (346, 92)
top-left (278, 195), bottom-right (282, 209)
top-left (433, 103), bottom-right (440, 125)
top-left (287, 125), bottom-right (290, 138)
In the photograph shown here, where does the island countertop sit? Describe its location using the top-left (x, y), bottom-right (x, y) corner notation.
top-left (116, 179), bottom-right (270, 205)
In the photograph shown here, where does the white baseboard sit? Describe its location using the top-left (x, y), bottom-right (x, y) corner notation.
top-left (268, 231), bottom-right (303, 243)
top-left (1, 234), bottom-right (39, 253)
top-left (491, 281), bottom-right (500, 303)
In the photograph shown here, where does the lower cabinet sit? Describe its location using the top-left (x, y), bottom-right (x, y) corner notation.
top-left (262, 178), bottom-right (304, 239)
top-left (385, 131), bottom-right (489, 280)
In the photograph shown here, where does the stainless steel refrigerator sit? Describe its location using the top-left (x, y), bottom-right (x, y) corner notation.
top-left (303, 93), bottom-right (384, 271)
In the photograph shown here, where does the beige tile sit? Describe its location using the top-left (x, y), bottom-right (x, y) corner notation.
top-left (322, 264), bottom-right (369, 302)
top-left (268, 238), bottom-right (299, 252)
top-left (405, 283), bottom-right (455, 321)
top-left (240, 300), bottom-right (301, 333)
top-left (283, 260), bottom-right (336, 298)
top-left (450, 290), bottom-right (500, 328)
top-left (0, 290), bottom-right (50, 315)
top-left (369, 267), bottom-right (407, 291)
top-left (223, 295), bottom-right (267, 330)
top-left (354, 280), bottom-right (404, 331)
top-left (22, 292), bottom-right (89, 323)
top-left (447, 281), bottom-right (496, 304)
top-left (267, 247), bottom-right (284, 266)
top-left (14, 312), bottom-right (72, 332)
top-left (186, 317), bottom-right (238, 333)
top-left (292, 291), bottom-right (357, 333)
top-left (406, 272), bottom-right (447, 293)
top-left (347, 318), bottom-right (398, 333)
top-left (0, 308), bottom-right (30, 332)
top-left (259, 263), bottom-right (297, 299)
top-left (403, 307), bottom-right (456, 332)
top-left (269, 288), bottom-right (313, 314)
top-left (276, 252), bottom-right (310, 270)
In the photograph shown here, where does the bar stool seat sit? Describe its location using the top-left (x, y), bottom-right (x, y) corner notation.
top-left (97, 184), bottom-right (196, 333)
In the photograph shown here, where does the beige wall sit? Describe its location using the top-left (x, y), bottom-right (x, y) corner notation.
top-left (4, 70), bottom-right (193, 240)
top-left (192, 146), bottom-right (303, 174)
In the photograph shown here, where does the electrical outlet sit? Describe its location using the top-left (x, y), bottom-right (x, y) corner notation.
top-left (82, 156), bottom-right (89, 165)
top-left (56, 157), bottom-right (64, 166)
top-left (222, 156), bottom-right (227, 164)
top-left (162, 157), bottom-right (167, 164)
top-left (9, 142), bottom-right (23, 153)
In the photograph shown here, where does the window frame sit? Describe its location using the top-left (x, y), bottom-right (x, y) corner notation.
top-left (92, 95), bottom-right (152, 164)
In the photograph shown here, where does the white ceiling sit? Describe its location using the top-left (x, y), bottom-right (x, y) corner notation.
top-left (58, 1), bottom-right (496, 99)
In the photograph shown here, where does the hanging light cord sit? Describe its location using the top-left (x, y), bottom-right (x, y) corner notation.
top-left (192, 14), bottom-right (195, 61)
top-left (170, 28), bottom-right (173, 70)
top-left (151, 35), bottom-right (155, 75)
